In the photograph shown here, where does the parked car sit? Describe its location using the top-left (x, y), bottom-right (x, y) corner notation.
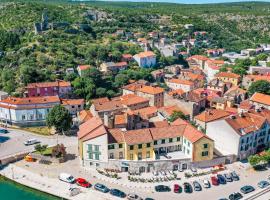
top-left (211, 176), bottom-right (219, 186)
top-left (231, 171), bottom-right (239, 181)
top-left (240, 185), bottom-right (255, 194)
top-left (228, 192), bottom-right (243, 200)
top-left (58, 173), bottom-right (75, 183)
top-left (178, 165), bottom-right (183, 172)
top-left (173, 184), bottom-right (182, 193)
top-left (155, 185), bottom-right (171, 192)
top-left (192, 181), bottom-right (202, 191)
top-left (183, 182), bottom-right (193, 193)
top-left (258, 180), bottom-right (270, 188)
top-left (144, 198), bottom-right (154, 200)
top-left (110, 189), bottom-right (126, 198)
top-left (94, 183), bottom-right (109, 193)
top-left (24, 138), bottom-right (40, 146)
top-left (127, 193), bottom-right (143, 200)
top-left (217, 174), bottom-right (227, 184)
top-left (203, 179), bottom-right (210, 188)
top-left (224, 173), bottom-right (233, 182)
top-left (190, 167), bottom-right (197, 173)
top-left (76, 178), bottom-right (91, 188)
top-left (0, 128), bottom-right (8, 133)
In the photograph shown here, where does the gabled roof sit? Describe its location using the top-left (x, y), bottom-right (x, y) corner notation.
top-left (61, 99), bottom-right (84, 105)
top-left (26, 80), bottom-right (71, 89)
top-left (195, 109), bottom-right (230, 123)
top-left (138, 86), bottom-right (164, 95)
top-left (0, 96), bottom-right (60, 105)
top-left (167, 79), bottom-right (194, 86)
top-left (78, 117), bottom-right (107, 141)
top-left (250, 92), bottom-right (270, 106)
top-left (78, 65), bottom-right (91, 71)
top-left (216, 72), bottom-right (240, 79)
top-left (134, 51), bottom-right (156, 58)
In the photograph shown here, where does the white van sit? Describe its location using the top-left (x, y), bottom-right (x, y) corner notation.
top-left (24, 138), bottom-right (40, 146)
top-left (59, 173), bottom-right (75, 183)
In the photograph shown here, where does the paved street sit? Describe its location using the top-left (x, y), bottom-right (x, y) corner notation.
top-left (0, 128), bottom-right (77, 158)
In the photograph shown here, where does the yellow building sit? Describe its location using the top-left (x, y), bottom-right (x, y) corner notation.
top-left (215, 72), bottom-right (241, 86)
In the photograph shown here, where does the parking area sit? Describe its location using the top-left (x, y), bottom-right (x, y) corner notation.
top-left (0, 128), bottom-right (76, 159)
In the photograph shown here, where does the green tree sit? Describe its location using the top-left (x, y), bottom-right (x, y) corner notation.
top-left (248, 154), bottom-right (261, 167)
top-left (168, 111), bottom-right (187, 122)
top-left (248, 80), bottom-right (270, 96)
top-left (46, 105), bottom-right (72, 133)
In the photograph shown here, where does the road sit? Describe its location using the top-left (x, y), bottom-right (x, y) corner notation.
top-left (0, 128), bottom-right (76, 158)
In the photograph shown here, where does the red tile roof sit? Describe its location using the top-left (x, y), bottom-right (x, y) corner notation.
top-left (138, 86), bottom-right (164, 95)
top-left (168, 78), bottom-right (194, 86)
top-left (134, 51), bottom-right (156, 58)
top-left (216, 72), bottom-right (240, 79)
top-left (120, 94), bottom-right (149, 106)
top-left (195, 109), bottom-right (230, 122)
top-left (78, 110), bottom-right (93, 123)
top-left (26, 80), bottom-right (70, 89)
top-left (61, 99), bottom-right (84, 105)
top-left (0, 96), bottom-right (60, 105)
top-left (114, 114), bottom-right (127, 125)
top-left (78, 65), bottom-right (91, 71)
top-left (250, 92), bottom-right (270, 106)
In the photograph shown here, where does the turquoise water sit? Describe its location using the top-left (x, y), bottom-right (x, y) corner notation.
top-left (0, 177), bottom-right (62, 200)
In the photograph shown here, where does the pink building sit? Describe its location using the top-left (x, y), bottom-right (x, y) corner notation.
top-left (25, 80), bottom-right (72, 98)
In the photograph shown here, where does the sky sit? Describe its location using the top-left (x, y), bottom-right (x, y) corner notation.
top-left (78, 0), bottom-right (270, 4)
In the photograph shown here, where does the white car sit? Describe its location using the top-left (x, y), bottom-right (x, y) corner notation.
top-left (59, 173), bottom-right (75, 183)
top-left (24, 138), bottom-right (40, 146)
top-left (127, 193), bottom-right (143, 200)
top-left (203, 179), bottom-right (210, 188)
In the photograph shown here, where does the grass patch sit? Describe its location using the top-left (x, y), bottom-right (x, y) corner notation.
top-left (22, 126), bottom-right (52, 136)
top-left (35, 147), bottom-right (53, 156)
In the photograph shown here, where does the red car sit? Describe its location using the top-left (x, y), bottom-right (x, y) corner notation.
top-left (76, 178), bottom-right (91, 188)
top-left (211, 176), bottom-right (219, 186)
top-left (173, 184), bottom-right (182, 193)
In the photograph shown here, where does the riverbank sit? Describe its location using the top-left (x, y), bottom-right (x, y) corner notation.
top-left (0, 175), bottom-right (62, 200)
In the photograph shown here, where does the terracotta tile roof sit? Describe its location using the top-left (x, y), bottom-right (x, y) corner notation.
top-left (225, 112), bottom-right (267, 135)
top-left (120, 94), bottom-right (149, 106)
top-left (208, 65), bottom-right (220, 70)
top-left (150, 126), bottom-right (185, 140)
top-left (78, 117), bottom-right (107, 141)
top-left (138, 86), bottom-right (164, 95)
top-left (245, 74), bottom-right (270, 82)
top-left (249, 109), bottom-right (270, 123)
top-left (239, 100), bottom-right (254, 110)
top-left (93, 99), bottom-right (123, 112)
top-left (216, 72), bottom-right (240, 79)
top-left (114, 114), bottom-right (127, 125)
top-left (0, 96), bottom-right (60, 105)
top-left (159, 105), bottom-right (189, 116)
top-left (225, 107), bottom-right (238, 114)
top-left (115, 61), bottom-right (128, 67)
top-left (150, 120), bottom-right (169, 128)
top-left (134, 51), bottom-right (156, 58)
top-left (206, 59), bottom-right (224, 65)
top-left (78, 110), bottom-right (93, 123)
top-left (187, 55), bottom-right (209, 61)
top-left (122, 54), bottom-right (133, 59)
top-left (92, 97), bottom-right (110, 105)
top-left (78, 65), bottom-right (91, 71)
top-left (61, 99), bottom-right (84, 105)
top-left (185, 72), bottom-right (205, 81)
top-left (168, 89), bottom-right (185, 96)
top-left (183, 124), bottom-right (213, 143)
top-left (123, 128), bottom-right (153, 145)
top-left (250, 92), bottom-right (270, 106)
top-left (170, 118), bottom-right (189, 126)
top-left (224, 86), bottom-right (247, 96)
top-left (129, 106), bottom-right (158, 119)
top-left (26, 80), bottom-right (70, 89)
top-left (122, 82), bottom-right (144, 92)
top-left (195, 109), bottom-right (230, 122)
top-left (168, 78), bottom-right (194, 86)
top-left (108, 129), bottom-right (125, 144)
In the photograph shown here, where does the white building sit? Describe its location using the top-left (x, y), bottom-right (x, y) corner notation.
top-left (166, 78), bottom-right (195, 92)
top-left (0, 96), bottom-right (60, 126)
top-left (133, 51), bottom-right (156, 68)
top-left (207, 110), bottom-right (270, 160)
top-left (250, 92), bottom-right (270, 110)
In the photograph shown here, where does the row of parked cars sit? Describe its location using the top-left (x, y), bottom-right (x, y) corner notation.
top-left (154, 171), bottom-right (240, 194)
top-left (58, 173), bottom-right (153, 199)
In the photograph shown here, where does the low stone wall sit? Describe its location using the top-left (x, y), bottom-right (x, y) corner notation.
top-left (0, 152), bottom-right (29, 166)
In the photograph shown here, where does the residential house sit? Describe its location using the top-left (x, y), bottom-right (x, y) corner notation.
top-left (0, 96), bottom-right (60, 126)
top-left (207, 110), bottom-right (270, 160)
top-left (250, 92), bottom-right (270, 110)
top-left (61, 99), bottom-right (85, 115)
top-left (248, 66), bottom-right (270, 75)
top-left (166, 79), bottom-right (195, 92)
top-left (207, 78), bottom-right (232, 95)
top-left (121, 54), bottom-right (133, 62)
top-left (215, 72), bottom-right (241, 86)
top-left (100, 62), bottom-right (128, 73)
top-left (224, 86), bottom-right (247, 104)
top-left (133, 51), bottom-right (156, 68)
top-left (136, 86), bottom-right (164, 108)
top-left (242, 74), bottom-right (270, 89)
top-left (79, 117), bottom-right (214, 172)
top-left (77, 65), bottom-right (92, 77)
top-left (164, 64), bottom-right (181, 75)
top-left (78, 110), bottom-right (93, 124)
top-left (25, 80), bottom-right (71, 98)
top-left (194, 109), bottom-right (230, 131)
top-left (151, 69), bottom-right (165, 82)
top-left (186, 55), bottom-right (209, 69)
top-left (206, 49), bottom-right (225, 57)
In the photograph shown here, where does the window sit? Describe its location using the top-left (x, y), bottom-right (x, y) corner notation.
top-left (154, 140), bottom-right (157, 145)
top-left (184, 139), bottom-right (186, 144)
top-left (187, 142), bottom-right (190, 147)
top-left (161, 139), bottom-right (165, 144)
top-left (119, 144), bottom-right (123, 148)
top-left (130, 153), bottom-right (133, 160)
top-left (119, 152), bottom-right (123, 159)
top-left (130, 145), bottom-right (134, 150)
top-left (201, 151), bottom-right (209, 157)
top-left (87, 144), bottom-right (101, 160)
top-left (22, 115), bottom-right (26, 120)
top-left (109, 153), bottom-right (114, 159)
top-left (71, 106), bottom-right (75, 108)
top-left (146, 151), bottom-right (150, 158)
top-left (169, 138), bottom-right (173, 143)
top-left (147, 143), bottom-right (151, 148)
top-left (177, 137), bottom-right (180, 141)
top-left (108, 144), bottom-right (115, 150)
top-left (203, 144), bottom-right (208, 149)
top-left (138, 152), bottom-right (142, 160)
top-left (187, 149), bottom-right (190, 155)
top-left (138, 144), bottom-right (142, 149)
